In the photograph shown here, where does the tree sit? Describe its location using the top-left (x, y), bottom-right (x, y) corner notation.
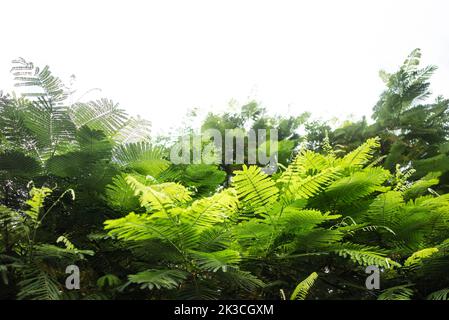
top-left (311, 49), bottom-right (449, 191)
top-left (200, 101), bottom-right (310, 184)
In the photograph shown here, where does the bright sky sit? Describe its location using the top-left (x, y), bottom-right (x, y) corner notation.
top-left (1, 0), bottom-right (448, 135)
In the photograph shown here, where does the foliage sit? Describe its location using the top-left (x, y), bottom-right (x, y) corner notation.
top-left (1, 52), bottom-right (449, 300)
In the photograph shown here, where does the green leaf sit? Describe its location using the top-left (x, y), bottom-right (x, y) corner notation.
top-left (233, 165), bottom-right (279, 214)
top-left (290, 272), bottom-right (318, 300)
top-left (190, 249), bottom-right (241, 272)
top-left (127, 269), bottom-right (188, 290)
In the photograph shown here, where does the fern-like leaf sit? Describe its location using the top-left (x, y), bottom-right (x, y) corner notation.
top-left (290, 272), bottom-right (318, 300)
top-left (127, 269), bottom-right (188, 290)
top-left (233, 165), bottom-right (279, 214)
top-left (378, 285), bottom-right (414, 300)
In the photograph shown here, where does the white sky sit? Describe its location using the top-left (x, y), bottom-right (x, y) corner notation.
top-left (1, 0), bottom-right (448, 135)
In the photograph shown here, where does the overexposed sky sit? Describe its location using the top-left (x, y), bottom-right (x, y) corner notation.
top-left (1, 0), bottom-right (448, 134)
